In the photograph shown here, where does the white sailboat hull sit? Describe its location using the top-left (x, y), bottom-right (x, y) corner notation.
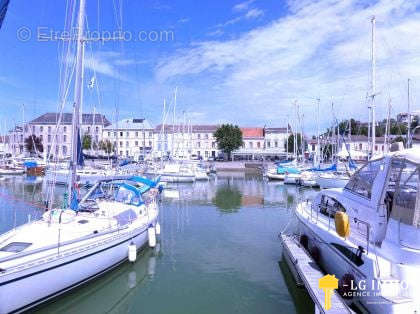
top-left (266, 172), bottom-right (285, 181)
top-left (0, 222), bottom-right (155, 314)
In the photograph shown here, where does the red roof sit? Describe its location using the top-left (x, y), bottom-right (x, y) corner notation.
top-left (241, 127), bottom-right (264, 138)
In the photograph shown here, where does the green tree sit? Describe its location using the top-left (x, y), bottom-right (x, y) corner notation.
top-left (214, 124), bottom-right (243, 160)
top-left (285, 133), bottom-right (304, 155)
top-left (24, 135), bottom-right (43, 154)
top-left (212, 184), bottom-right (242, 212)
top-left (82, 134), bottom-right (92, 150)
top-left (99, 140), bottom-right (114, 154)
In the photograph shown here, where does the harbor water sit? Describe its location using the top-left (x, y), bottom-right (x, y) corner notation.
top-left (0, 174), bottom-right (318, 314)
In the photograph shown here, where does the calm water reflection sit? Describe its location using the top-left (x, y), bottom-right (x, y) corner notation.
top-left (0, 173), bottom-right (319, 314)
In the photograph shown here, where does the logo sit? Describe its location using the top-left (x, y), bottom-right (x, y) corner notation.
top-left (318, 274), bottom-right (339, 310)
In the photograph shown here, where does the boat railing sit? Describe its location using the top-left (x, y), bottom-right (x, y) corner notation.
top-left (312, 202), bottom-right (372, 254)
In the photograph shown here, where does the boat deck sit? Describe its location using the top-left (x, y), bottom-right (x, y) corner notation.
top-left (280, 233), bottom-right (353, 314)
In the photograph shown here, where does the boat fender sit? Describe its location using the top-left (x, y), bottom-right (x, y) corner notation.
top-left (338, 273), bottom-right (356, 299)
top-left (128, 242), bottom-right (137, 262)
top-left (299, 234), bottom-right (309, 250)
top-left (155, 222), bottom-right (161, 235)
top-left (334, 212), bottom-right (350, 238)
top-left (148, 227), bottom-right (156, 248)
top-left (310, 246), bottom-right (321, 263)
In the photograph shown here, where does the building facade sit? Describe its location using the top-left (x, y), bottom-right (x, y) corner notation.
top-left (153, 124), bottom-right (220, 160)
top-left (9, 113), bottom-right (110, 158)
top-left (102, 118), bottom-right (154, 159)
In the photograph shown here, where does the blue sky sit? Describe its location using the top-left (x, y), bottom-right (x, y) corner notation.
top-left (1, 0), bottom-right (420, 134)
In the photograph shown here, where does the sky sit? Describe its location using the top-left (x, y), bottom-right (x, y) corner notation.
top-left (1, 0), bottom-right (420, 134)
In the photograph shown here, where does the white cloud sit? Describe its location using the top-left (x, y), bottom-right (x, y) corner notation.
top-left (245, 8), bottom-right (264, 19)
top-left (155, 0), bottom-right (420, 132)
top-left (233, 0), bottom-right (256, 12)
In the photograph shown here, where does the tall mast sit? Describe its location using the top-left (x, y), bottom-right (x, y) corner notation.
top-left (407, 78), bottom-right (411, 148)
top-left (68, 0), bottom-right (86, 206)
top-left (370, 16), bottom-right (376, 158)
top-left (316, 98), bottom-right (320, 166)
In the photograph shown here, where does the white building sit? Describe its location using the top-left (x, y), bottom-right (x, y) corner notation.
top-left (9, 113), bottom-right (110, 158)
top-left (153, 124), bottom-right (219, 160)
top-left (102, 118), bottom-right (154, 159)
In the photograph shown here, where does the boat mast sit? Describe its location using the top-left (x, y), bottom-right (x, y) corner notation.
top-left (370, 16), bottom-right (376, 158)
top-left (68, 0), bottom-right (86, 207)
top-left (407, 78), bottom-right (411, 148)
top-left (316, 98), bottom-right (320, 166)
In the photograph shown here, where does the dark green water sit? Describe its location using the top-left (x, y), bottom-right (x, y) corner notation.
top-left (0, 174), bottom-right (318, 314)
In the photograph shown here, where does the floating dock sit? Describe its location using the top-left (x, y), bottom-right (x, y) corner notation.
top-left (280, 234), bottom-right (353, 314)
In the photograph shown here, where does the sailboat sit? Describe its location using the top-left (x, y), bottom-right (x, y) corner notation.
top-left (0, 1), bottom-right (161, 312)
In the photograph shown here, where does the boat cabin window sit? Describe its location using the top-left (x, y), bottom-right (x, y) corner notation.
top-left (319, 195), bottom-right (345, 217)
top-left (114, 209), bottom-right (137, 226)
top-left (345, 159), bottom-right (383, 199)
top-left (0, 242), bottom-right (32, 253)
top-left (389, 160), bottom-right (420, 228)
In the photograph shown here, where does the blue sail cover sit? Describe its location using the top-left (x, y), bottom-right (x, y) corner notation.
top-left (70, 189), bottom-right (79, 211)
top-left (349, 159), bottom-right (357, 170)
top-left (307, 164), bottom-right (337, 172)
top-left (277, 166), bottom-right (300, 174)
top-left (129, 176), bottom-right (160, 188)
top-left (77, 132), bottom-right (84, 166)
top-left (0, 0), bottom-right (10, 30)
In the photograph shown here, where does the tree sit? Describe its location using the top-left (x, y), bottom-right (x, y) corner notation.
top-left (99, 140), bottom-right (114, 154)
top-left (24, 135), bottom-right (43, 154)
top-left (285, 133), bottom-right (304, 155)
top-left (82, 134), bottom-right (92, 150)
top-left (214, 124), bottom-right (243, 160)
top-left (212, 183), bottom-right (242, 212)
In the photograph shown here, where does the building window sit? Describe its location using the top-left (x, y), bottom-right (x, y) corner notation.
top-left (312, 144), bottom-right (315, 151)
top-left (40, 126), bottom-right (44, 132)
top-left (205, 134), bottom-right (209, 139)
top-left (63, 146), bottom-right (67, 155)
top-left (95, 126), bottom-right (99, 133)
top-left (114, 132), bottom-right (117, 137)
top-left (205, 151), bottom-right (209, 157)
top-left (32, 125), bottom-right (35, 133)
top-left (126, 141), bottom-right (129, 147)
top-left (126, 150), bottom-right (129, 156)
top-left (197, 142), bottom-right (201, 148)
top-left (63, 126), bottom-right (67, 132)
top-left (267, 141), bottom-right (271, 148)
top-left (257, 142), bottom-right (261, 149)
top-left (48, 135), bottom-right (51, 143)
top-left (87, 126), bottom-right (91, 133)
top-left (107, 132), bottom-right (111, 137)
top-left (120, 132), bottom-right (123, 137)
top-left (48, 126), bottom-right (51, 133)
top-left (274, 141), bottom-right (278, 148)
top-left (135, 141), bottom-right (138, 146)
top-left (149, 141), bottom-right (152, 147)
top-left (359, 143), bottom-right (362, 150)
top-left (126, 132), bottom-right (129, 137)
top-left (120, 141), bottom-right (123, 147)
top-left (55, 146), bottom-right (59, 155)
top-left (198, 134), bottom-right (201, 139)
top-left (375, 145), bottom-right (378, 151)
top-left (212, 142), bottom-right (216, 148)
top-left (40, 135), bottom-right (43, 141)
top-left (135, 131), bottom-right (139, 137)
top-left (250, 142), bottom-right (253, 149)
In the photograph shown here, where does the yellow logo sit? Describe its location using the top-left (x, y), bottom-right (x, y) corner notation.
top-left (318, 274), bottom-right (339, 310)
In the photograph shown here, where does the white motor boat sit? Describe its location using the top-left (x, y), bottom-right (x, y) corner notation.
top-left (265, 169), bottom-right (285, 181)
top-left (284, 173), bottom-right (302, 185)
top-left (295, 148), bottom-right (420, 313)
top-left (300, 171), bottom-right (319, 188)
top-left (0, 176), bottom-right (161, 313)
top-left (154, 164), bottom-right (196, 183)
top-left (316, 172), bottom-right (350, 189)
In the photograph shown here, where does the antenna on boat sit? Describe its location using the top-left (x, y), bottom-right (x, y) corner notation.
top-left (407, 78), bottom-right (411, 148)
top-left (370, 16), bottom-right (376, 159)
